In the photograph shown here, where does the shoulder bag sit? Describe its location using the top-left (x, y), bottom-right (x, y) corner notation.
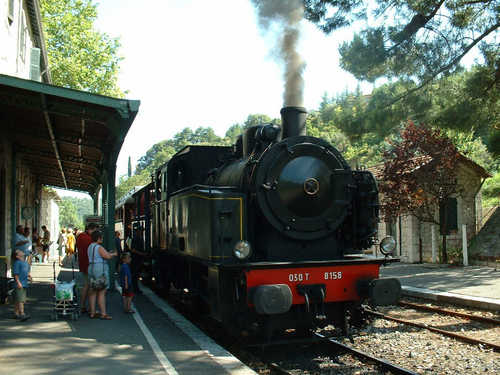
top-left (88, 244), bottom-right (107, 291)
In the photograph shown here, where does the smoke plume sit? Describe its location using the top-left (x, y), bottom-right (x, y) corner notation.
top-left (251, 0), bottom-right (305, 107)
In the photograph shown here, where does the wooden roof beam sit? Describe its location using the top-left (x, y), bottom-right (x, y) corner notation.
top-left (41, 94), bottom-right (67, 189)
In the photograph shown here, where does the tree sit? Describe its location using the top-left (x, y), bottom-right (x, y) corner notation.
top-left (116, 172), bottom-right (151, 200)
top-left (40, 0), bottom-right (124, 97)
top-left (58, 196), bottom-right (92, 229)
top-left (128, 156), bottom-right (132, 178)
top-left (304, 1), bottom-right (498, 85)
top-left (482, 173), bottom-right (500, 207)
top-left (319, 70), bottom-right (500, 156)
top-left (59, 199), bottom-right (82, 229)
top-left (223, 124), bottom-right (244, 145)
top-left (303, 1), bottom-right (499, 150)
top-left (135, 126), bottom-right (227, 176)
top-left (380, 122), bottom-right (462, 263)
top-left (243, 114), bottom-right (275, 128)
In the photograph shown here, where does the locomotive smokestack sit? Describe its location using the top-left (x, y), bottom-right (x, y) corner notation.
top-left (280, 106), bottom-right (307, 139)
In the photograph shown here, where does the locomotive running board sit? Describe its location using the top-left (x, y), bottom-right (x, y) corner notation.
top-left (221, 256), bottom-right (400, 270)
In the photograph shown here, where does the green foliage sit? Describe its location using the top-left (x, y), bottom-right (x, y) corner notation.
top-left (135, 127), bottom-right (228, 176)
top-left (58, 196), bottom-right (92, 229)
top-left (116, 171), bottom-right (151, 201)
top-left (135, 114), bottom-right (279, 177)
top-left (482, 173), bottom-right (500, 207)
top-left (242, 114), bottom-right (275, 128)
top-left (304, 1), bottom-right (499, 82)
top-left (223, 124), bottom-right (244, 145)
top-left (446, 130), bottom-right (496, 172)
top-left (303, 1), bottom-right (500, 150)
top-left (40, 0), bottom-right (124, 97)
top-left (319, 69), bottom-right (500, 156)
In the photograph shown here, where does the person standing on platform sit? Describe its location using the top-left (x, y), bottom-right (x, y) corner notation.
top-left (65, 228), bottom-right (76, 266)
top-left (119, 252), bottom-right (134, 313)
top-left (124, 229), bottom-right (132, 252)
top-left (23, 227), bottom-right (33, 266)
top-left (12, 249), bottom-right (31, 321)
top-left (14, 225), bottom-right (31, 263)
top-left (57, 228), bottom-right (67, 267)
top-left (41, 225), bottom-right (51, 263)
top-left (130, 227), bottom-right (147, 294)
top-left (87, 230), bottom-right (117, 320)
top-left (32, 229), bottom-right (42, 263)
top-left (76, 223), bottom-right (97, 314)
top-left (114, 231), bottom-right (122, 272)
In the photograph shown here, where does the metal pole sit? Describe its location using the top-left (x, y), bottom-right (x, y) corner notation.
top-left (105, 162), bottom-right (117, 291)
top-left (106, 166), bottom-right (116, 251)
top-left (462, 224), bottom-right (468, 266)
top-left (431, 225), bottom-right (437, 263)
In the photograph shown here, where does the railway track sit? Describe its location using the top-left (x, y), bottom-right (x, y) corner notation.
top-left (245, 334), bottom-right (419, 375)
top-left (399, 301), bottom-right (500, 325)
top-left (314, 333), bottom-right (419, 375)
top-left (365, 308), bottom-right (500, 352)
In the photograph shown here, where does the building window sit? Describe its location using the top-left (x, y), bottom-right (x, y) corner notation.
top-left (440, 197), bottom-right (458, 235)
top-left (8, 0), bottom-right (15, 25)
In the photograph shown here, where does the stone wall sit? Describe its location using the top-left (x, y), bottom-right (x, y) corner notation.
top-left (40, 189), bottom-right (60, 261)
top-left (375, 161), bottom-right (486, 263)
top-left (0, 128), bottom-right (43, 274)
top-left (0, 136), bottom-right (13, 267)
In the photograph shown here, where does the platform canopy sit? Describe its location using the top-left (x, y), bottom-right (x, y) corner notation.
top-left (0, 74), bottom-right (140, 195)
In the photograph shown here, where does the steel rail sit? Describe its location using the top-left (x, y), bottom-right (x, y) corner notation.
top-left (314, 332), bottom-right (419, 375)
top-left (267, 362), bottom-right (293, 375)
top-left (366, 309), bottom-right (500, 352)
top-left (399, 301), bottom-right (500, 325)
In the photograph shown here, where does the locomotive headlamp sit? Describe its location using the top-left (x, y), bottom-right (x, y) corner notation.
top-left (234, 241), bottom-right (252, 259)
top-left (380, 236), bottom-right (396, 255)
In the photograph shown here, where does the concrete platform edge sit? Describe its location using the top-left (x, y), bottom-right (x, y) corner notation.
top-left (402, 286), bottom-right (500, 311)
top-left (138, 284), bottom-right (258, 375)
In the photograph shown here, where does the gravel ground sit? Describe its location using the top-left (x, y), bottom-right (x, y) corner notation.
top-left (244, 344), bottom-right (384, 375)
top-left (163, 291), bottom-right (499, 375)
top-left (324, 317), bottom-right (500, 375)
top-left (377, 304), bottom-right (500, 345)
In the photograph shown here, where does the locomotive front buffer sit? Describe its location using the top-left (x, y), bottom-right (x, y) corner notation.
top-left (244, 258), bottom-right (401, 334)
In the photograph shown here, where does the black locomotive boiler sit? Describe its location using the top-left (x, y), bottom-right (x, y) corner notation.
top-left (137, 106), bottom-right (401, 337)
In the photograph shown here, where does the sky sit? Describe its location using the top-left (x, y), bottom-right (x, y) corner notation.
top-left (58, 0), bottom-right (374, 199)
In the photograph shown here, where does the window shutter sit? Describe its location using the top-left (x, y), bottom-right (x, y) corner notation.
top-left (8, 0), bottom-right (14, 24)
top-left (29, 47), bottom-right (41, 81)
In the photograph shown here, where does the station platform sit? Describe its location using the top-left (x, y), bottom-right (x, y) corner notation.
top-left (0, 263), bottom-right (256, 375)
top-left (379, 262), bottom-right (500, 311)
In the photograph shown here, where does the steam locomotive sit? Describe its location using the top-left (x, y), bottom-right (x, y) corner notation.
top-left (116, 106), bottom-right (401, 337)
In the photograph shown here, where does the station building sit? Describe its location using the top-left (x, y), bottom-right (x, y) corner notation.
top-left (0, 0), bottom-right (140, 273)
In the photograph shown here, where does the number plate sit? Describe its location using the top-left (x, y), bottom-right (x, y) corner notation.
top-left (324, 271), bottom-right (342, 280)
top-left (288, 273), bottom-right (310, 282)
top-left (287, 271), bottom-right (344, 282)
